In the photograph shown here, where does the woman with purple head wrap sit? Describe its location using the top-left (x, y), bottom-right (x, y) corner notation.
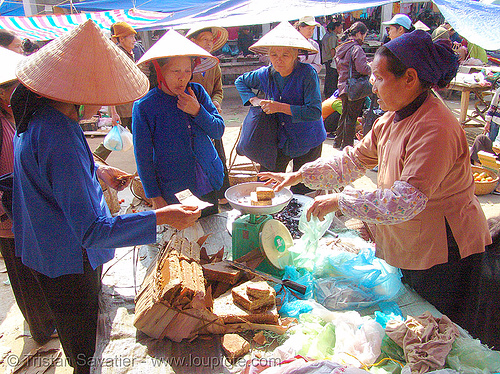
top-left (259, 30), bottom-right (492, 339)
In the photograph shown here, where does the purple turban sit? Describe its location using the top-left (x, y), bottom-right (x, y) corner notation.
top-left (385, 29), bottom-right (458, 87)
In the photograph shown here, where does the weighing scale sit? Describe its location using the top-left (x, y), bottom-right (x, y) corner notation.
top-left (225, 182), bottom-right (294, 277)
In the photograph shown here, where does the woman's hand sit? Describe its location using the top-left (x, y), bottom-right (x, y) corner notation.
top-left (97, 165), bottom-right (133, 191)
top-left (213, 101), bottom-right (222, 113)
top-left (259, 100), bottom-right (291, 115)
top-left (155, 204), bottom-right (201, 230)
top-left (306, 194), bottom-right (340, 221)
top-left (151, 196), bottom-right (168, 210)
top-left (110, 106), bottom-right (121, 126)
top-left (249, 97), bottom-right (262, 107)
top-left (258, 171), bottom-right (303, 192)
top-left (177, 87), bottom-right (201, 116)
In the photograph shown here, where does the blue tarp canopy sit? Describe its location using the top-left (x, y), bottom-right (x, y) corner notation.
top-left (59, 0), bottom-right (396, 30)
top-left (0, 1), bottom-right (25, 16)
top-left (433, 0), bottom-right (500, 50)
top-left (138, 0), bottom-right (396, 31)
top-left (59, 0), bottom-right (223, 13)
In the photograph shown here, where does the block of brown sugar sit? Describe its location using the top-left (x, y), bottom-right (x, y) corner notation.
top-left (221, 334), bottom-right (250, 361)
top-left (231, 281), bottom-right (276, 311)
top-left (246, 280), bottom-right (276, 299)
top-left (256, 186), bottom-right (275, 200)
top-left (202, 261), bottom-right (241, 284)
top-left (212, 290), bottom-right (279, 325)
top-left (250, 192), bottom-right (271, 206)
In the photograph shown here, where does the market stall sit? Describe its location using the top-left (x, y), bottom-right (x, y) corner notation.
top-left (87, 189), bottom-right (500, 374)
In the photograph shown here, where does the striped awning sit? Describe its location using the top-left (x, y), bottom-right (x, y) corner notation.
top-left (0, 9), bottom-right (168, 41)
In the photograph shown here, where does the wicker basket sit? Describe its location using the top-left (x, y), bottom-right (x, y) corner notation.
top-left (227, 126), bottom-right (261, 186)
top-left (472, 165), bottom-right (499, 195)
top-left (131, 176), bottom-right (153, 205)
top-left (98, 179), bottom-right (121, 214)
top-left (228, 163), bottom-right (260, 186)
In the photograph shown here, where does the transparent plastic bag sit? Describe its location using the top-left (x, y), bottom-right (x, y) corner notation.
top-left (446, 337), bottom-right (500, 373)
top-left (103, 125), bottom-right (122, 151)
top-left (119, 126), bottom-right (133, 151)
top-left (103, 125), bottom-right (133, 152)
top-left (275, 266), bottom-right (314, 318)
top-left (284, 201), bottom-right (334, 271)
top-left (315, 249), bottom-right (403, 310)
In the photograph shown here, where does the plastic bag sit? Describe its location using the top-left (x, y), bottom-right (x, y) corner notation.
top-left (282, 201), bottom-right (334, 271)
top-left (315, 249), bottom-right (403, 310)
top-left (119, 126), bottom-right (133, 151)
top-left (446, 337), bottom-right (500, 373)
top-left (275, 266), bottom-right (314, 318)
top-left (103, 125), bottom-right (133, 152)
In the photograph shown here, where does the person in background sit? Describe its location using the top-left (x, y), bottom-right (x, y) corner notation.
top-left (235, 21), bottom-right (325, 195)
top-left (238, 26), bottom-right (254, 56)
top-left (0, 46), bottom-right (56, 346)
top-left (469, 134), bottom-right (499, 166)
top-left (187, 25), bottom-right (231, 205)
top-left (382, 14), bottom-right (414, 41)
top-left (321, 91), bottom-right (342, 138)
top-left (0, 29), bottom-right (23, 54)
top-left (93, 22), bottom-right (144, 161)
top-left (445, 22), bottom-right (463, 44)
top-left (132, 33), bottom-right (147, 62)
top-left (484, 85), bottom-right (500, 143)
top-left (321, 19), bottom-right (343, 98)
top-left (133, 30), bottom-right (225, 217)
top-left (334, 21), bottom-right (371, 149)
top-left (259, 30), bottom-right (491, 337)
top-left (109, 21), bottom-right (138, 131)
top-left (21, 38), bottom-right (40, 55)
top-left (11, 21), bottom-right (200, 374)
top-left (295, 16), bottom-right (323, 74)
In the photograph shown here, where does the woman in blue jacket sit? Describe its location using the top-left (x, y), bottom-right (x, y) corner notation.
top-left (12, 21), bottom-right (200, 374)
top-left (133, 30), bottom-right (224, 216)
top-left (235, 21), bottom-right (326, 194)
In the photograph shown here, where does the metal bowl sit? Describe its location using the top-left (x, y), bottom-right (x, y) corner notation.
top-left (225, 182), bottom-right (293, 215)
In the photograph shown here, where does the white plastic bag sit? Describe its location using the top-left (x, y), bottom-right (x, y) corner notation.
top-left (119, 126), bottom-right (133, 152)
top-left (103, 125), bottom-right (133, 152)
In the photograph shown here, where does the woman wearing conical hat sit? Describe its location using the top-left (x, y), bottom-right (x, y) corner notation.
top-left (133, 30), bottom-right (225, 216)
top-left (186, 25), bottom-right (231, 205)
top-left (234, 21), bottom-right (326, 195)
top-left (0, 47), bottom-right (57, 346)
top-left (11, 20), bottom-right (200, 373)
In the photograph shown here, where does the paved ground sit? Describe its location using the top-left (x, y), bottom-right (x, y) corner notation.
top-left (0, 84), bottom-right (499, 373)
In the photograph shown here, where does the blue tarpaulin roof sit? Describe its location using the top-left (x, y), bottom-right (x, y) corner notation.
top-left (58, 0), bottom-right (396, 29)
top-left (433, 0), bottom-right (500, 50)
top-left (138, 0), bottom-right (397, 31)
top-left (0, 1), bottom-right (25, 16)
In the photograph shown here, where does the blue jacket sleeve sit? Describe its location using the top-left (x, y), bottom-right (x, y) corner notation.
top-left (191, 84), bottom-right (225, 140)
top-left (290, 66), bottom-right (322, 123)
top-left (235, 69), bottom-right (264, 105)
top-left (44, 124), bottom-right (157, 250)
top-left (132, 100), bottom-right (162, 198)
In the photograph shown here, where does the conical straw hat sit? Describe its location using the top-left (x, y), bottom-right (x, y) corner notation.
top-left (413, 20), bottom-right (430, 32)
top-left (0, 47), bottom-right (24, 86)
top-left (16, 20), bottom-right (149, 106)
top-left (249, 21), bottom-right (319, 55)
top-left (186, 25), bottom-right (228, 53)
top-left (137, 29), bottom-right (219, 74)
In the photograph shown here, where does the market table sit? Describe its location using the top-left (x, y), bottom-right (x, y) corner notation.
top-left (447, 74), bottom-right (493, 126)
top-left (91, 208), bottom-right (498, 374)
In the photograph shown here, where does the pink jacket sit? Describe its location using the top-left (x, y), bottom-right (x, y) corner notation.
top-left (354, 94), bottom-right (490, 270)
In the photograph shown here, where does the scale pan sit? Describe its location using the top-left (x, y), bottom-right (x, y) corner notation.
top-left (225, 182), bottom-right (292, 215)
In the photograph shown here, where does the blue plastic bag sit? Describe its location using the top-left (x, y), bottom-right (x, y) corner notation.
top-left (103, 125), bottom-right (123, 151)
top-left (275, 266), bottom-right (314, 318)
top-left (314, 248), bottom-right (403, 310)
